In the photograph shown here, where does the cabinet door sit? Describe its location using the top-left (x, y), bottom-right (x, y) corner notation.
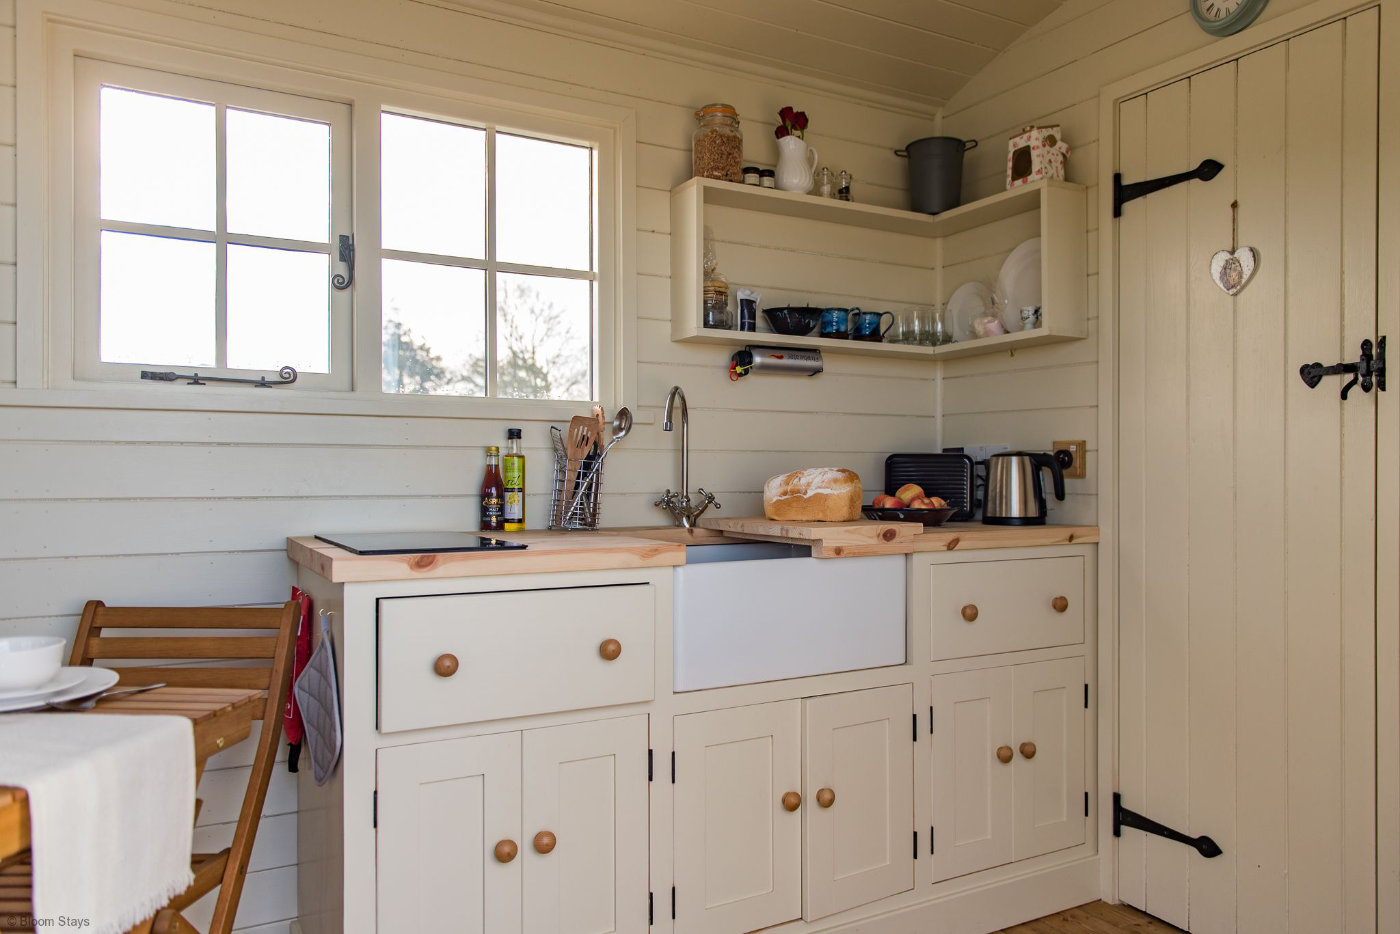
top-left (929, 668), bottom-right (1015, 883)
top-left (802, 684), bottom-right (915, 921)
top-left (377, 732), bottom-right (522, 934)
top-left (673, 701), bottom-right (802, 933)
top-left (522, 716), bottom-right (650, 934)
top-left (1012, 657), bottom-right (1085, 860)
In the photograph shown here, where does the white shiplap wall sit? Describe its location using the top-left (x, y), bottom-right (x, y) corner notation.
top-left (0, 1), bottom-right (940, 929)
top-left (937, 0), bottom-right (1327, 526)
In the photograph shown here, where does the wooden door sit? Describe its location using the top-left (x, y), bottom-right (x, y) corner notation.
top-left (929, 666), bottom-right (1015, 882)
top-left (522, 716), bottom-right (650, 934)
top-left (802, 684), bottom-right (914, 920)
top-left (1116, 12), bottom-right (1378, 931)
top-left (672, 701), bottom-right (802, 933)
top-left (1011, 658), bottom-right (1084, 861)
top-left (376, 731), bottom-right (522, 934)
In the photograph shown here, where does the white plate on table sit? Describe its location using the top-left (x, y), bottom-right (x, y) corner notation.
top-left (946, 281), bottom-right (996, 342)
top-left (996, 237), bottom-right (1041, 332)
top-left (0, 667), bottom-right (119, 713)
top-left (0, 666), bottom-right (86, 701)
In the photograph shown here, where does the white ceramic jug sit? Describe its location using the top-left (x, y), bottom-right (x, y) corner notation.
top-left (775, 136), bottom-right (818, 193)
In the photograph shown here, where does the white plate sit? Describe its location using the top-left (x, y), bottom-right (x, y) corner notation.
top-left (996, 237), bottom-right (1042, 332)
top-left (0, 666), bottom-right (86, 701)
top-left (0, 668), bottom-right (120, 713)
top-left (946, 281), bottom-right (995, 342)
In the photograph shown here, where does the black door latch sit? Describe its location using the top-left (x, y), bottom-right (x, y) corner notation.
top-left (1300, 336), bottom-right (1386, 400)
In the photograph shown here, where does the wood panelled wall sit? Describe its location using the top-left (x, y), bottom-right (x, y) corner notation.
top-left (0, 1), bottom-right (939, 929)
top-left (937, 0), bottom-right (1325, 527)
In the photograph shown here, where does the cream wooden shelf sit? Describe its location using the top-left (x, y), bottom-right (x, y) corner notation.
top-left (669, 177), bottom-right (1088, 362)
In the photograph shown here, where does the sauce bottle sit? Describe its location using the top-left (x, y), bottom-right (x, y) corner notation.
top-left (480, 446), bottom-right (504, 532)
top-left (503, 428), bottom-right (525, 531)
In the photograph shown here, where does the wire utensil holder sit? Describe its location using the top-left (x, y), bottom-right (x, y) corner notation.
top-left (549, 449), bottom-right (604, 530)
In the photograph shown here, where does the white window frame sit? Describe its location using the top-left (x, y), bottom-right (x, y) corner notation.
top-left (72, 57), bottom-right (354, 390)
top-left (15, 2), bottom-right (636, 420)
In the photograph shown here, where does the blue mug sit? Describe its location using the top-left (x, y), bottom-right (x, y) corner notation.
top-left (851, 310), bottom-right (894, 341)
top-left (820, 306), bottom-right (855, 339)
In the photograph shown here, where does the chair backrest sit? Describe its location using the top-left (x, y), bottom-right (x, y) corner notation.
top-left (70, 599), bottom-right (300, 934)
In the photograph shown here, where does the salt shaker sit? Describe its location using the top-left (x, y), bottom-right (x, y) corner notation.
top-left (817, 166), bottom-right (834, 199)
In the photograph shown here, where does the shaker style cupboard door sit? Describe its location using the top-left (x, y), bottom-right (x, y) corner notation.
top-left (802, 684), bottom-right (915, 921)
top-left (376, 732), bottom-right (523, 934)
top-left (673, 701), bottom-right (802, 933)
top-left (929, 667), bottom-right (1015, 883)
top-left (1012, 657), bottom-right (1085, 860)
top-left (522, 716), bottom-right (650, 934)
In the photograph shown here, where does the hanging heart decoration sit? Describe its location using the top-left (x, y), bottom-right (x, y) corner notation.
top-left (1210, 200), bottom-right (1257, 296)
top-left (1210, 246), bottom-right (1257, 296)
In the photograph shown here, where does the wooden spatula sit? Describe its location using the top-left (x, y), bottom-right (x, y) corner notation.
top-left (566, 415), bottom-right (598, 505)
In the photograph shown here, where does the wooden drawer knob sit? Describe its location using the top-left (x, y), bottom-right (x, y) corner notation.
top-left (494, 839), bottom-right (518, 863)
top-left (1052, 596), bottom-right (1069, 613)
top-left (996, 745), bottom-right (1013, 764)
top-left (961, 604), bottom-right (979, 622)
top-left (599, 638), bottom-right (622, 661)
top-left (816, 787), bottom-right (835, 809)
top-left (533, 830), bottom-right (557, 855)
top-left (781, 791), bottom-right (802, 812)
top-left (434, 653), bottom-right (459, 678)
top-left (1020, 742), bottom-right (1037, 760)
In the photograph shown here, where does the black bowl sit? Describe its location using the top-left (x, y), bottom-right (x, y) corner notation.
top-left (862, 505), bottom-right (956, 527)
top-left (763, 306), bottom-right (822, 336)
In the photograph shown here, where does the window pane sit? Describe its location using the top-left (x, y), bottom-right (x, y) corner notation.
top-left (496, 134), bottom-right (592, 270)
top-left (382, 259), bottom-right (485, 395)
top-left (100, 87), bottom-right (215, 230)
top-left (496, 273), bottom-right (591, 401)
top-left (381, 113), bottom-right (485, 258)
top-left (227, 109), bottom-right (331, 242)
top-left (227, 245), bottom-right (330, 373)
top-left (100, 231), bottom-right (214, 366)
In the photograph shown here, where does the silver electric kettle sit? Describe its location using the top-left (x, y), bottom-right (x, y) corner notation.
top-left (982, 451), bottom-right (1068, 526)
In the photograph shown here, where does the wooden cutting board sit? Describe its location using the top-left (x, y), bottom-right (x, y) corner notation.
top-left (697, 516), bottom-right (924, 556)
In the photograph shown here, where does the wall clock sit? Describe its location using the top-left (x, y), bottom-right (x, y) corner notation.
top-left (1191, 0), bottom-right (1270, 36)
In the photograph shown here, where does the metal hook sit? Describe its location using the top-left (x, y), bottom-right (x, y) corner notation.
top-left (332, 235), bottom-right (355, 291)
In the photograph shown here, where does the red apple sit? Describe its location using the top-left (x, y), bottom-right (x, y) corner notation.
top-left (928, 495), bottom-right (949, 508)
top-left (894, 483), bottom-right (925, 503)
top-left (871, 494), bottom-right (904, 509)
top-left (908, 495), bottom-right (937, 509)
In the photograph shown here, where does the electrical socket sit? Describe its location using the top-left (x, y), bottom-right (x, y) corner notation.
top-left (1053, 440), bottom-right (1087, 479)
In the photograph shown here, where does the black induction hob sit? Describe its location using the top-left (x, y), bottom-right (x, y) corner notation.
top-left (314, 531), bottom-right (528, 555)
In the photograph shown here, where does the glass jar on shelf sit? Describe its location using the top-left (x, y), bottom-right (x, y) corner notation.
top-left (692, 103), bottom-right (744, 183)
top-left (702, 233), bottom-right (732, 329)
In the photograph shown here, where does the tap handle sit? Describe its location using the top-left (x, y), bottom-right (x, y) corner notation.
top-left (698, 488), bottom-right (721, 510)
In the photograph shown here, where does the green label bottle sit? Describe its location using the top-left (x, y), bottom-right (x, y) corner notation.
top-left (503, 427), bottom-right (525, 532)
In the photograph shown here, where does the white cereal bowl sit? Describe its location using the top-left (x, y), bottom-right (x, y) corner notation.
top-left (0, 636), bottom-right (66, 691)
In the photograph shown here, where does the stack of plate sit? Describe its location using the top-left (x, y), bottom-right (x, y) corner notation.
top-left (0, 667), bottom-right (119, 712)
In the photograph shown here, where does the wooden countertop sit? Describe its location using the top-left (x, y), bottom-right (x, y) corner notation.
top-left (287, 531), bottom-right (687, 583)
top-left (288, 521), bottom-right (1098, 582)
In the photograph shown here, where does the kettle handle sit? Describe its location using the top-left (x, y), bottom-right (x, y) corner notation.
top-left (1031, 452), bottom-right (1066, 501)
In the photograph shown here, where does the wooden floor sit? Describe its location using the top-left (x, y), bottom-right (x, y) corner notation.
top-left (997, 901), bottom-right (1185, 933)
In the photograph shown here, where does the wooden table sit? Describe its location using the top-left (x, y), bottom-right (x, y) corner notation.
top-left (0, 686), bottom-right (264, 864)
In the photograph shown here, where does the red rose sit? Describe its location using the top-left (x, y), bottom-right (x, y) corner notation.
top-left (793, 111), bottom-right (808, 131)
top-left (778, 105), bottom-right (796, 124)
top-left (775, 125), bottom-right (788, 139)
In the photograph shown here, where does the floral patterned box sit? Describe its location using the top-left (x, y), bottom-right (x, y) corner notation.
top-left (1006, 125), bottom-right (1070, 189)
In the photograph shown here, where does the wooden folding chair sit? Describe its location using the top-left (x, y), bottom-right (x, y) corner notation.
top-left (0, 600), bottom-right (299, 934)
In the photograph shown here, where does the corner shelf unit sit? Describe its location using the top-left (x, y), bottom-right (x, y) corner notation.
top-left (669, 177), bottom-right (1087, 362)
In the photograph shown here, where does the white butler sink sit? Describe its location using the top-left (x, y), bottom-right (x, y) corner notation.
top-left (673, 543), bottom-right (906, 691)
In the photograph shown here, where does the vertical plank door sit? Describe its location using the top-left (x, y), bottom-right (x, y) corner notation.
top-left (672, 701), bottom-right (802, 934)
top-left (376, 732), bottom-right (523, 934)
top-left (929, 666), bottom-right (1015, 883)
top-left (1011, 657), bottom-right (1085, 861)
top-left (522, 715), bottom-right (650, 934)
top-left (1115, 11), bottom-right (1378, 932)
top-left (802, 684), bottom-right (914, 921)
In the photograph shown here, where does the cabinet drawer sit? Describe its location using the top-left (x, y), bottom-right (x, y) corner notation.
top-left (378, 584), bottom-right (654, 733)
top-left (927, 556), bottom-right (1083, 661)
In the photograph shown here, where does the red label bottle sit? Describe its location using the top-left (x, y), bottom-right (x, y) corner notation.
top-left (480, 446), bottom-right (504, 532)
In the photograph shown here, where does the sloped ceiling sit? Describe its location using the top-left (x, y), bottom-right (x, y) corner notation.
top-left (441, 0), bottom-right (1066, 112)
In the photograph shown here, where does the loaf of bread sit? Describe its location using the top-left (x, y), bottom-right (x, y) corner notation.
top-left (762, 468), bottom-right (863, 522)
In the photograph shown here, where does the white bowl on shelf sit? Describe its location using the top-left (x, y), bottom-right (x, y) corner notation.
top-left (0, 636), bottom-right (66, 691)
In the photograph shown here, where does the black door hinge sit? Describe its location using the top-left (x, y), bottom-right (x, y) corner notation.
top-left (648, 892), bottom-right (653, 926)
top-left (671, 886), bottom-right (676, 920)
top-left (1113, 158), bottom-right (1224, 217)
top-left (671, 750), bottom-right (676, 784)
top-left (1085, 684), bottom-right (1090, 709)
top-left (648, 748), bottom-right (653, 782)
top-left (913, 830), bottom-right (918, 860)
top-left (1113, 792), bottom-right (1222, 858)
top-left (913, 713), bottom-right (918, 741)
top-left (373, 789), bottom-right (378, 829)
top-left (929, 705), bottom-right (934, 734)
top-left (930, 826), bottom-right (935, 854)
top-left (1085, 791), bottom-right (1090, 817)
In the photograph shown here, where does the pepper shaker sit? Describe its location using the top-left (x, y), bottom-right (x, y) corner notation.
top-left (837, 170), bottom-right (853, 201)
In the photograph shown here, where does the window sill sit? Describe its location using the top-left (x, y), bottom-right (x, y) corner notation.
top-left (0, 383), bottom-right (652, 423)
